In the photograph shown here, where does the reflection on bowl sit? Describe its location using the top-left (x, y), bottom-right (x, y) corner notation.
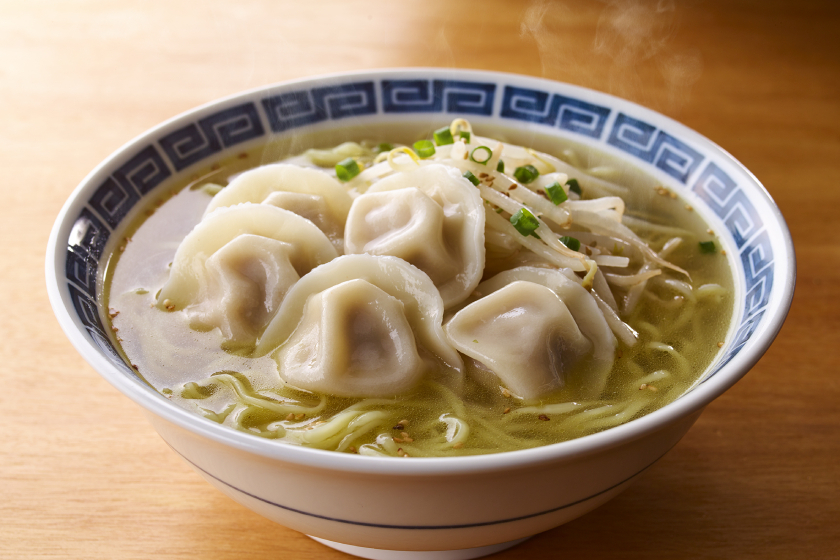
top-left (47, 69), bottom-right (794, 560)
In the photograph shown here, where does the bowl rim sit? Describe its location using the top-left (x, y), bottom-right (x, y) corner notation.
top-left (46, 67), bottom-right (796, 476)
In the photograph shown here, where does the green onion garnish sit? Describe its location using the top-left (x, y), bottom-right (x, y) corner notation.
top-left (335, 158), bottom-right (360, 181)
top-left (559, 236), bottom-right (581, 252)
top-left (544, 182), bottom-right (568, 205)
top-left (566, 178), bottom-right (582, 195)
top-left (413, 140), bottom-right (435, 158)
top-left (496, 160), bottom-right (505, 173)
top-left (699, 241), bottom-right (717, 253)
top-left (459, 131), bottom-right (471, 143)
top-left (510, 208), bottom-right (540, 238)
top-left (433, 127), bottom-right (454, 146)
top-left (470, 146), bottom-right (492, 164)
top-left (376, 143), bottom-right (394, 153)
top-left (513, 165), bottom-right (540, 184)
top-left (463, 170), bottom-right (480, 186)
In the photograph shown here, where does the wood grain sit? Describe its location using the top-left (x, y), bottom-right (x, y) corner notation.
top-left (2, 0), bottom-right (838, 558)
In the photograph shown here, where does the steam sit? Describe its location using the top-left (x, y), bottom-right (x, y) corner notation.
top-left (522, 0), bottom-right (703, 114)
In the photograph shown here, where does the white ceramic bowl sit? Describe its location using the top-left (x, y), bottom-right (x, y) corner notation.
top-left (47, 69), bottom-right (795, 560)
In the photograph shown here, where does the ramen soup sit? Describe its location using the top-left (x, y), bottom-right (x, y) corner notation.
top-left (105, 119), bottom-right (733, 457)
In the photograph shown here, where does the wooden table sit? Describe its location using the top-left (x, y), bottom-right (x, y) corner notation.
top-left (3, 1), bottom-right (838, 557)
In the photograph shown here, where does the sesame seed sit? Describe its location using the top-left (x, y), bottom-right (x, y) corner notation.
top-left (348, 446), bottom-right (356, 453)
top-left (478, 173), bottom-right (489, 178)
top-left (508, 184), bottom-right (517, 190)
top-left (286, 413), bottom-right (295, 421)
top-left (503, 407), bottom-right (511, 414)
top-left (393, 424), bottom-right (404, 430)
top-left (648, 386), bottom-right (658, 392)
top-left (640, 383), bottom-right (648, 390)
top-left (211, 163), bottom-right (221, 171)
top-left (394, 437), bottom-right (404, 443)
top-left (685, 204), bottom-right (693, 211)
top-left (453, 442), bottom-right (463, 449)
top-left (538, 414), bottom-right (550, 421)
top-left (717, 341), bottom-right (724, 348)
top-left (295, 413), bottom-right (305, 420)
top-left (238, 152), bottom-right (248, 159)
top-left (707, 229), bottom-right (714, 235)
top-left (721, 250), bottom-right (727, 256)
top-left (501, 388), bottom-right (511, 398)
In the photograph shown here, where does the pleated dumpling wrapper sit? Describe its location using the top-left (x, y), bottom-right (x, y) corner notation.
top-left (343, 164), bottom-right (485, 308)
top-left (256, 254), bottom-right (464, 398)
top-left (204, 163), bottom-right (353, 252)
top-left (157, 203), bottom-right (338, 347)
top-left (445, 267), bottom-right (617, 400)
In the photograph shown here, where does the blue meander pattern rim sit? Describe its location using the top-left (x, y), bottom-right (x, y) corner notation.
top-left (64, 76), bottom-right (774, 387)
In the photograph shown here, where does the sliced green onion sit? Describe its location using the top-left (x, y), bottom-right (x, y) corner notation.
top-left (470, 146), bottom-right (492, 164)
top-left (413, 140), bottom-right (435, 158)
top-left (459, 131), bottom-right (471, 143)
top-left (496, 160), bottom-right (505, 173)
top-left (376, 142), bottom-right (394, 153)
top-left (463, 170), bottom-right (480, 186)
top-left (513, 165), bottom-right (540, 184)
top-left (433, 126), bottom-right (454, 146)
top-left (510, 208), bottom-right (540, 238)
top-left (566, 178), bottom-right (582, 196)
top-left (335, 158), bottom-right (361, 181)
top-left (559, 236), bottom-right (581, 252)
top-left (699, 241), bottom-right (717, 254)
top-left (544, 182), bottom-right (568, 205)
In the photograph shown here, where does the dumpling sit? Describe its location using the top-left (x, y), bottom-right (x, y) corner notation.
top-left (204, 163), bottom-right (353, 252)
top-left (445, 267), bottom-right (617, 399)
top-left (446, 281), bottom-right (591, 399)
top-left (257, 254), bottom-right (464, 397)
top-left (157, 203), bottom-right (338, 347)
top-left (275, 279), bottom-right (424, 397)
top-left (343, 163), bottom-right (485, 308)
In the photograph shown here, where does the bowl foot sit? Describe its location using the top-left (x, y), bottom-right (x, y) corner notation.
top-left (308, 535), bottom-right (531, 560)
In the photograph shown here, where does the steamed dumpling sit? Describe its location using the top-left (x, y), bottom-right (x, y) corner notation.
top-left (157, 203), bottom-right (338, 347)
top-left (276, 279), bottom-right (424, 397)
top-left (344, 164), bottom-right (485, 308)
top-left (446, 281), bottom-right (591, 399)
top-left (445, 267), bottom-right (617, 399)
top-left (204, 163), bottom-right (353, 251)
top-left (257, 254), bottom-right (464, 397)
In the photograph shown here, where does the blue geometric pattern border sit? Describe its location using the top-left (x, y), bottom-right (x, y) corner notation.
top-left (64, 76), bottom-right (774, 389)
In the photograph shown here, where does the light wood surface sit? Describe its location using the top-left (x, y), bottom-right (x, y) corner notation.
top-left (2, 1), bottom-right (838, 558)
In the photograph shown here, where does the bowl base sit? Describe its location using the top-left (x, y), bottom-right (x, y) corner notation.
top-left (308, 535), bottom-right (531, 560)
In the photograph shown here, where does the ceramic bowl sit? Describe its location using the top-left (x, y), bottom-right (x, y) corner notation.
top-left (46, 69), bottom-right (795, 560)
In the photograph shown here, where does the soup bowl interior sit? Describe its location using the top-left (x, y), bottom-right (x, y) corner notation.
top-left (47, 69), bottom-right (794, 558)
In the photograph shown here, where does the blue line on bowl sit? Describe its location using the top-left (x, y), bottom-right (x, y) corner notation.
top-left (163, 439), bottom-right (675, 530)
